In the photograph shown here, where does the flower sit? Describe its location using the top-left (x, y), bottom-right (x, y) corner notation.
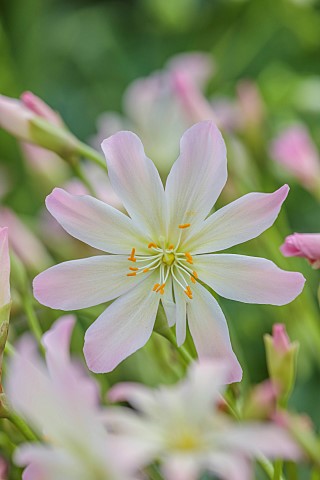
top-left (5, 316), bottom-right (138, 480)
top-left (0, 208), bottom-right (52, 272)
top-left (33, 121), bottom-right (305, 381)
top-left (280, 233), bottom-right (320, 269)
top-left (91, 52), bottom-right (214, 175)
top-left (270, 125), bottom-right (320, 190)
top-left (106, 360), bottom-right (302, 480)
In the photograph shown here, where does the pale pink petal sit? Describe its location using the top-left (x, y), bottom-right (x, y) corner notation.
top-left (21, 92), bottom-right (63, 126)
top-left (0, 95), bottom-right (33, 140)
top-left (280, 233), bottom-right (320, 267)
top-left (167, 52), bottom-right (214, 88)
top-left (0, 227), bottom-right (10, 307)
top-left (186, 283), bottom-right (242, 383)
top-left (195, 254), bottom-right (305, 305)
top-left (109, 382), bottom-right (157, 415)
top-left (33, 255), bottom-right (145, 310)
top-left (206, 453), bottom-right (252, 480)
top-left (222, 424), bottom-right (302, 460)
top-left (45, 188), bottom-right (148, 254)
top-left (102, 131), bottom-right (166, 238)
top-left (166, 121), bottom-right (227, 244)
top-left (42, 314), bottom-right (75, 364)
top-left (0, 207), bottom-right (52, 271)
top-left (162, 456), bottom-right (199, 480)
top-left (84, 274), bottom-right (160, 373)
top-left (183, 185), bottom-right (289, 254)
top-left (173, 282), bottom-right (187, 346)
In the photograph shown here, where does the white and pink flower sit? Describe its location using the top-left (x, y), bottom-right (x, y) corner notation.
top-left (281, 232), bottom-right (320, 269)
top-left (106, 360), bottom-right (302, 480)
top-left (33, 121), bottom-right (305, 381)
top-left (5, 316), bottom-right (138, 480)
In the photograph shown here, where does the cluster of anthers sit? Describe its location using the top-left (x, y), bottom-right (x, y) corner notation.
top-left (126, 224), bottom-right (199, 300)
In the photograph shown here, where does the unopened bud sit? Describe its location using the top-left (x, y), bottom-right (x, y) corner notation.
top-left (243, 380), bottom-right (278, 420)
top-left (264, 324), bottom-right (299, 405)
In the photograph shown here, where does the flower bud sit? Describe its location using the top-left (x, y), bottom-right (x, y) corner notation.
top-left (243, 380), bottom-right (278, 420)
top-left (270, 125), bottom-right (320, 191)
top-left (264, 324), bottom-right (299, 406)
top-left (0, 93), bottom-right (80, 161)
top-left (280, 233), bottom-right (320, 269)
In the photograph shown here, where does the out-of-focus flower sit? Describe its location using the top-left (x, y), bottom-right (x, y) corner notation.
top-left (34, 121), bottom-right (305, 379)
top-left (270, 125), bottom-right (320, 191)
top-left (243, 380), bottom-right (278, 420)
top-left (0, 208), bottom-right (52, 272)
top-left (264, 324), bottom-right (299, 405)
top-left (280, 233), bottom-right (320, 269)
top-left (5, 316), bottom-right (137, 480)
top-left (0, 227), bottom-right (10, 390)
top-left (236, 80), bottom-right (265, 129)
top-left (106, 361), bottom-right (302, 480)
top-left (92, 52), bottom-right (214, 175)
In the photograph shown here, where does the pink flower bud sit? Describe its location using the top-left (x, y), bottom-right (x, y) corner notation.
top-left (280, 233), bottom-right (320, 269)
top-left (0, 95), bottom-right (33, 140)
top-left (237, 80), bottom-right (265, 128)
top-left (270, 125), bottom-right (320, 190)
top-left (272, 323), bottom-right (291, 353)
top-left (21, 91), bottom-right (63, 127)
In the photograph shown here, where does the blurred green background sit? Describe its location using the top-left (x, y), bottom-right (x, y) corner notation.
top-left (0, 0), bottom-right (320, 466)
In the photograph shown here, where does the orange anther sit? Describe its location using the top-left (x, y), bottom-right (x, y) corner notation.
top-left (127, 272), bottom-right (137, 277)
top-left (129, 267), bottom-right (138, 271)
top-left (168, 244), bottom-right (174, 250)
top-left (185, 252), bottom-right (193, 264)
top-left (128, 248), bottom-right (136, 262)
top-left (179, 223), bottom-right (191, 229)
top-left (143, 268), bottom-right (150, 273)
top-left (192, 270), bottom-right (198, 279)
top-left (153, 283), bottom-right (160, 291)
top-left (148, 242), bottom-right (158, 249)
top-left (156, 283), bottom-right (166, 294)
top-left (184, 287), bottom-right (193, 299)
top-left (190, 275), bottom-right (196, 284)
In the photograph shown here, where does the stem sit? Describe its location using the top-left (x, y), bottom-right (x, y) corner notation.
top-left (258, 455), bottom-right (285, 480)
top-left (311, 468), bottom-right (320, 480)
top-left (71, 162), bottom-right (97, 197)
top-left (7, 412), bottom-right (38, 442)
top-left (273, 460), bottom-right (283, 480)
top-left (4, 341), bottom-right (15, 357)
top-left (76, 142), bottom-right (107, 170)
top-left (22, 293), bottom-right (44, 354)
top-left (286, 462), bottom-right (298, 480)
top-left (164, 328), bottom-right (193, 365)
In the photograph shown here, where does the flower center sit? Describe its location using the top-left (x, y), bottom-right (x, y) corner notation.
top-left (126, 223), bottom-right (198, 300)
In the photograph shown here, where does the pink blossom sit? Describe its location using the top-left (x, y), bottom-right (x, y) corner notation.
top-left (270, 125), bottom-right (320, 189)
top-left (0, 458), bottom-right (7, 480)
top-left (106, 361), bottom-right (302, 480)
top-left (92, 53), bottom-right (214, 175)
top-left (5, 316), bottom-right (138, 480)
top-left (33, 121), bottom-right (305, 380)
top-left (0, 208), bottom-right (51, 272)
top-left (280, 233), bottom-right (320, 269)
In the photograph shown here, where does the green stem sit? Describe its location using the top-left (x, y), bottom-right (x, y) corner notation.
top-left (286, 461), bottom-right (298, 480)
top-left (22, 293), bottom-right (44, 354)
top-left (311, 468), bottom-right (320, 480)
top-left (4, 341), bottom-right (15, 357)
top-left (273, 460), bottom-right (284, 480)
top-left (258, 455), bottom-right (285, 480)
top-left (164, 328), bottom-right (193, 365)
top-left (71, 162), bottom-right (97, 197)
top-left (8, 412), bottom-right (38, 442)
top-left (76, 142), bottom-right (106, 170)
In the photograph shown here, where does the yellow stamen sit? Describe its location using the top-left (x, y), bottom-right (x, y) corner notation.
top-left (168, 244), bottom-right (174, 250)
top-left (185, 252), bottom-right (193, 264)
top-left (129, 267), bottom-right (138, 271)
top-left (190, 275), bottom-right (196, 284)
top-left (128, 248), bottom-right (136, 262)
top-left (143, 268), bottom-right (150, 273)
top-left (153, 283), bottom-right (160, 291)
top-left (156, 283), bottom-right (166, 294)
top-left (192, 270), bottom-right (198, 279)
top-left (179, 223), bottom-right (191, 229)
top-left (148, 242), bottom-right (158, 249)
top-left (127, 272), bottom-right (137, 277)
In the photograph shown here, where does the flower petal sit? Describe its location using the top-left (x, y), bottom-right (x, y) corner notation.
top-left (173, 282), bottom-right (187, 346)
top-left (161, 276), bottom-right (176, 327)
top-left (102, 131), bottom-right (166, 239)
top-left (186, 283), bottom-right (242, 383)
top-left (84, 274), bottom-right (160, 373)
top-left (33, 255), bottom-right (146, 310)
top-left (165, 121), bottom-right (227, 244)
top-left (195, 254), bottom-right (305, 305)
top-left (183, 185), bottom-right (289, 254)
top-left (46, 187), bottom-right (147, 254)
